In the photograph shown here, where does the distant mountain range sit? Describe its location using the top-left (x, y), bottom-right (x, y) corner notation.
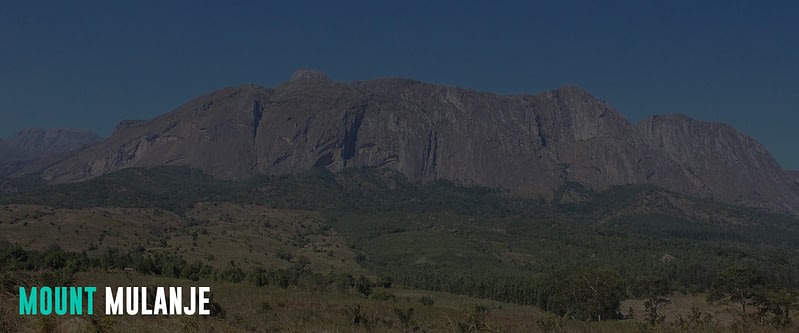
top-left (0, 128), bottom-right (102, 176)
top-left (3, 70), bottom-right (798, 214)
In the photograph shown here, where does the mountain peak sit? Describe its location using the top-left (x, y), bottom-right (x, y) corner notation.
top-left (289, 69), bottom-right (330, 82)
top-left (4, 128), bottom-right (101, 148)
top-left (554, 84), bottom-right (592, 94)
top-left (545, 85), bottom-right (608, 108)
top-left (0, 128), bottom-right (102, 161)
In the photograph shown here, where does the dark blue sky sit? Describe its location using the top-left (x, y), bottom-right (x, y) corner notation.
top-left (2, 1), bottom-right (797, 169)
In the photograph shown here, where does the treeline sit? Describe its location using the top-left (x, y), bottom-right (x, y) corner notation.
top-left (387, 264), bottom-right (798, 325)
top-left (0, 167), bottom-right (555, 217)
top-left (5, 167), bottom-right (799, 247)
top-left (387, 267), bottom-right (638, 321)
top-left (0, 244), bottom-right (375, 297)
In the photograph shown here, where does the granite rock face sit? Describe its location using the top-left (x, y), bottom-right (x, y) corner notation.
top-left (31, 72), bottom-right (799, 214)
top-left (788, 171), bottom-right (799, 193)
top-left (637, 115), bottom-right (799, 212)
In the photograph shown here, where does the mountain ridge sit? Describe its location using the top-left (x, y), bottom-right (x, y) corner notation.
top-left (10, 71), bottom-right (799, 214)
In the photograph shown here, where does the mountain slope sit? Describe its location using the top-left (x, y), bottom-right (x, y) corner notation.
top-left (789, 171), bottom-right (799, 184)
top-left (28, 71), bottom-right (799, 214)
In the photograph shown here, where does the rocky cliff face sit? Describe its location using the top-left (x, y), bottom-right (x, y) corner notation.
top-left (788, 171), bottom-right (799, 192)
top-left (637, 115), bottom-right (799, 212)
top-left (29, 71), bottom-right (799, 214)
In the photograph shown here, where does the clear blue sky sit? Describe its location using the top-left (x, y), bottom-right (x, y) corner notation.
top-left (1, 1), bottom-right (797, 169)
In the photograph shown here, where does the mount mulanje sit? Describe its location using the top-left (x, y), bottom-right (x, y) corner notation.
top-left (13, 70), bottom-right (799, 214)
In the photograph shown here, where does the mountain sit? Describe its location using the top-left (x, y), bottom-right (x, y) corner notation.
top-left (789, 171), bottom-right (799, 191)
top-left (0, 128), bottom-right (102, 160)
top-left (24, 70), bottom-right (799, 214)
top-left (0, 128), bottom-right (103, 176)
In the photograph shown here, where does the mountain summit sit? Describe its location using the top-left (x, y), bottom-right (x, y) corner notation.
top-left (23, 72), bottom-right (799, 214)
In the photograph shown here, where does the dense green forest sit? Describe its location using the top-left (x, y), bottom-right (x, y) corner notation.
top-left (2, 167), bottom-right (799, 326)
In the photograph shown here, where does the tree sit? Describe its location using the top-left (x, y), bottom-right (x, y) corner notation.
top-left (632, 275), bottom-right (671, 325)
top-left (752, 287), bottom-right (798, 327)
top-left (707, 265), bottom-right (766, 317)
top-left (355, 275), bottom-right (373, 296)
top-left (378, 275), bottom-right (393, 288)
top-left (546, 268), bottom-right (624, 321)
top-left (393, 307), bottom-right (414, 333)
